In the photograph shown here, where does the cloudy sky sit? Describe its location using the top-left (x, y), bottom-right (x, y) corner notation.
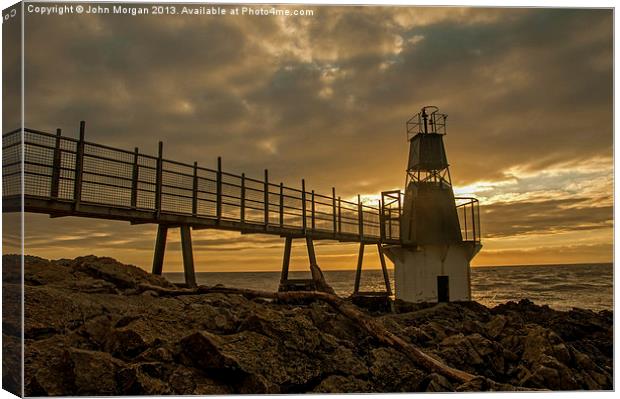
top-left (3, 4), bottom-right (613, 272)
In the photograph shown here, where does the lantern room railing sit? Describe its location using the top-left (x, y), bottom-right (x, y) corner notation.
top-left (378, 191), bottom-right (481, 244)
top-left (406, 106), bottom-right (448, 137)
top-left (455, 197), bottom-right (481, 243)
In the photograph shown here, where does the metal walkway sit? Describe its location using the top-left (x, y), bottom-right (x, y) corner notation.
top-left (2, 123), bottom-right (480, 290)
top-left (2, 125), bottom-right (396, 242)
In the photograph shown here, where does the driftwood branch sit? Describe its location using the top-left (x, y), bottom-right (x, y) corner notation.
top-left (135, 283), bottom-right (478, 384)
top-left (142, 285), bottom-right (471, 380)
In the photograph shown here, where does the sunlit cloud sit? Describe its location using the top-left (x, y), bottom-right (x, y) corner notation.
top-left (5, 7), bottom-right (611, 270)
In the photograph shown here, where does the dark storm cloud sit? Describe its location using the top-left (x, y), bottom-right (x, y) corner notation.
top-left (6, 6), bottom-right (612, 268)
top-left (481, 198), bottom-right (613, 238)
top-left (19, 7), bottom-right (612, 188)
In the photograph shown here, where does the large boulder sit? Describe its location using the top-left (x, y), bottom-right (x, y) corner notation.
top-left (117, 362), bottom-right (171, 395)
top-left (368, 347), bottom-right (425, 392)
top-left (58, 256), bottom-right (175, 289)
top-left (69, 348), bottom-right (125, 395)
top-left (312, 375), bottom-right (372, 393)
top-left (178, 330), bottom-right (288, 392)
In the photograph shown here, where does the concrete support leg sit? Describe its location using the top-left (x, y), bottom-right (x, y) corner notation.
top-left (180, 225), bottom-right (197, 288)
top-left (378, 244), bottom-right (393, 296)
top-left (152, 224), bottom-right (168, 275)
top-left (353, 243), bottom-right (365, 294)
top-left (279, 236), bottom-right (293, 287)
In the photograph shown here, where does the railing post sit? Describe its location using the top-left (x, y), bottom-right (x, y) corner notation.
top-left (279, 182), bottom-right (284, 228)
top-left (192, 161), bottom-right (198, 216)
top-left (476, 201), bottom-right (481, 242)
top-left (332, 187), bottom-right (337, 235)
top-left (301, 179), bottom-right (307, 232)
top-left (311, 190), bottom-right (316, 231)
top-left (216, 157), bottom-right (222, 221)
top-left (264, 169), bottom-right (269, 227)
top-left (50, 128), bottom-right (62, 199)
top-left (130, 147), bottom-right (139, 209)
top-left (73, 121), bottom-right (86, 209)
top-left (471, 202), bottom-right (476, 243)
top-left (337, 196), bottom-right (342, 234)
top-left (240, 173), bottom-right (245, 223)
top-left (378, 199), bottom-right (384, 241)
top-left (388, 209), bottom-right (393, 240)
top-left (463, 206), bottom-right (468, 240)
top-left (357, 194), bottom-right (364, 241)
top-left (155, 141), bottom-right (163, 217)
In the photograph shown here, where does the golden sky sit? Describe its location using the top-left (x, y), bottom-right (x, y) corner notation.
top-left (2, 5), bottom-right (613, 272)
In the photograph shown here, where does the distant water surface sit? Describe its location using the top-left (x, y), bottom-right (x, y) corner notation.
top-left (166, 263), bottom-right (613, 311)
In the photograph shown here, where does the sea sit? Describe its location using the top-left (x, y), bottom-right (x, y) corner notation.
top-left (165, 263), bottom-right (613, 312)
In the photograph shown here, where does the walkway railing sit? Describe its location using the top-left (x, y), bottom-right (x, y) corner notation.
top-left (3, 126), bottom-right (481, 245)
top-left (3, 126), bottom-right (388, 243)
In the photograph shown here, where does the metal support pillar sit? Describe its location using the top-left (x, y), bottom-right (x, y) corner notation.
top-left (278, 236), bottom-right (331, 292)
top-left (50, 128), bottom-right (62, 198)
top-left (353, 243), bottom-right (392, 296)
top-left (131, 148), bottom-right (139, 209)
top-left (306, 236), bottom-right (317, 266)
top-left (378, 244), bottom-right (392, 296)
top-left (306, 236), bottom-right (333, 293)
top-left (353, 243), bottom-right (365, 294)
top-left (306, 236), bottom-right (320, 282)
top-left (73, 121), bottom-right (85, 210)
top-left (279, 236), bottom-right (293, 288)
top-left (152, 224), bottom-right (168, 275)
top-left (155, 141), bottom-right (163, 218)
top-left (180, 225), bottom-right (197, 288)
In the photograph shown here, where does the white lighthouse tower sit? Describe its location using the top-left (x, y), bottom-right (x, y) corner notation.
top-left (383, 106), bottom-right (481, 303)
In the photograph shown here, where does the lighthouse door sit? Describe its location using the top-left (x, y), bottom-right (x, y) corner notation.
top-left (437, 276), bottom-right (450, 302)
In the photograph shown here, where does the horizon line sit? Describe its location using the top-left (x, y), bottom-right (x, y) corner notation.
top-left (161, 261), bottom-right (613, 273)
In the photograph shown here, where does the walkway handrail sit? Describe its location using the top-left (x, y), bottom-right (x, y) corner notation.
top-left (3, 126), bottom-right (385, 242)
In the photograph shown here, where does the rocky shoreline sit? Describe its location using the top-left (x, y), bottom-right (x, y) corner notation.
top-left (2, 255), bottom-right (613, 394)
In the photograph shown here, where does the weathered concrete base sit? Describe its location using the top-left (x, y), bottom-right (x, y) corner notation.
top-left (384, 242), bottom-right (481, 303)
